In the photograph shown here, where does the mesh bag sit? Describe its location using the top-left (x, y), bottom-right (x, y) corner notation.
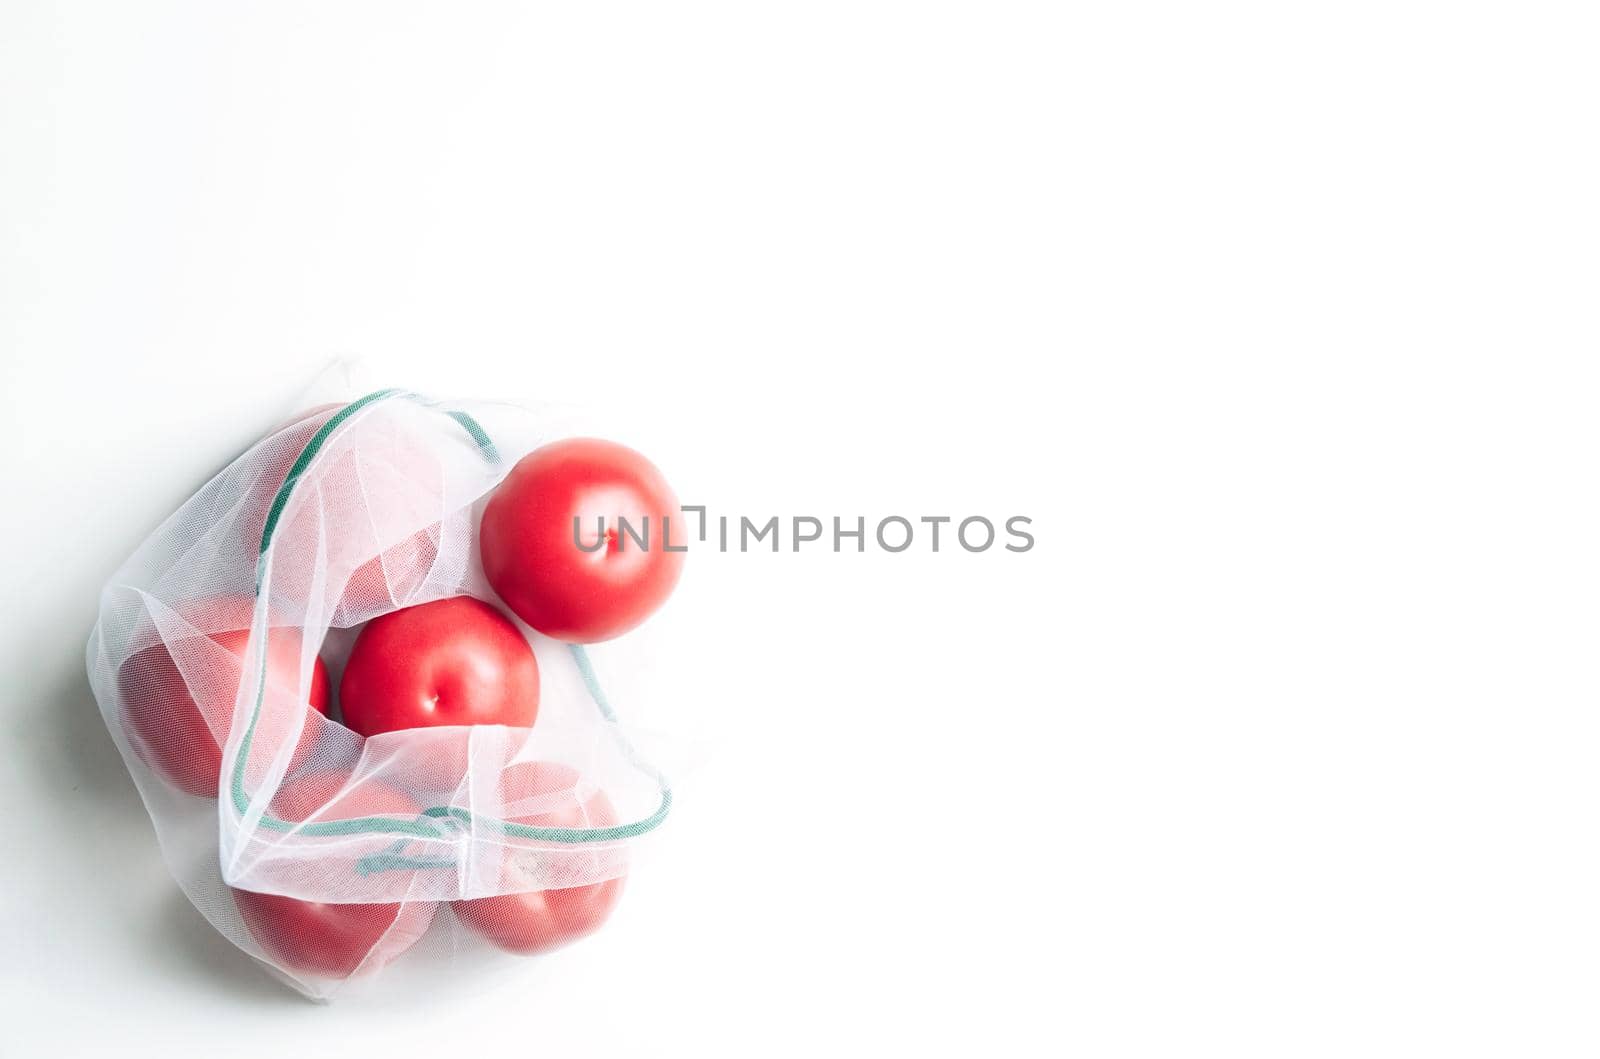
top-left (86, 389), bottom-right (671, 999)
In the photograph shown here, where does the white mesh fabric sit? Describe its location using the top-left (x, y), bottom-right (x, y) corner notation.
top-left (85, 391), bottom-right (667, 998)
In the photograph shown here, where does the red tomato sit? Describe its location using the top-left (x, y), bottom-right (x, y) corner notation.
top-left (118, 598), bottom-right (331, 798)
top-left (233, 772), bottom-right (436, 978)
top-left (479, 438), bottom-right (685, 643)
top-left (452, 762), bottom-right (625, 955)
top-left (338, 596), bottom-right (540, 737)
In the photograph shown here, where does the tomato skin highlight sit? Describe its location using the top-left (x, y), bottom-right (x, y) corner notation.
top-left (232, 772), bottom-right (436, 979)
top-left (479, 438), bottom-right (685, 643)
top-left (452, 761), bottom-right (626, 955)
top-left (338, 595), bottom-right (540, 737)
top-left (118, 598), bottom-right (331, 798)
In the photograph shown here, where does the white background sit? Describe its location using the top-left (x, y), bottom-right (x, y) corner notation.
top-left (2, 2), bottom-right (1597, 1055)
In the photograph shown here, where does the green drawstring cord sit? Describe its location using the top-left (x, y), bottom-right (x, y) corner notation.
top-left (227, 389), bottom-right (673, 881)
